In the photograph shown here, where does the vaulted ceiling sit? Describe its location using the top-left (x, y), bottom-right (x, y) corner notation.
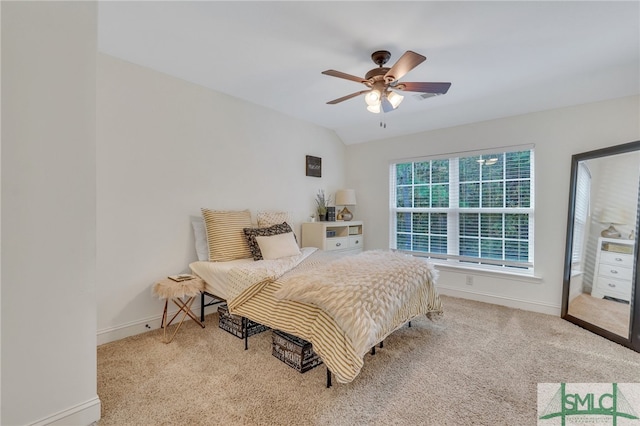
top-left (98, 1), bottom-right (640, 145)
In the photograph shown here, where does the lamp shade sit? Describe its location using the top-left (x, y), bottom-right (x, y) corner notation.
top-left (335, 189), bottom-right (356, 206)
top-left (365, 90), bottom-right (381, 106)
top-left (366, 103), bottom-right (381, 114)
top-left (598, 208), bottom-right (628, 225)
top-left (387, 91), bottom-right (404, 109)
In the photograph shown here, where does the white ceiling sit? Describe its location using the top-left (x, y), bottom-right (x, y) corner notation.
top-left (98, 1), bottom-right (640, 145)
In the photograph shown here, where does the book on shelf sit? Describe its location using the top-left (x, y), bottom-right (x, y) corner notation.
top-left (168, 274), bottom-right (195, 282)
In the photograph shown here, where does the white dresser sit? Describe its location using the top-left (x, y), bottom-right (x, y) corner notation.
top-left (591, 237), bottom-right (635, 302)
top-left (301, 221), bottom-right (363, 255)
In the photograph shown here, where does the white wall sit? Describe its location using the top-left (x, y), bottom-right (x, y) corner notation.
top-left (1, 2), bottom-right (100, 425)
top-left (97, 54), bottom-right (346, 343)
top-left (346, 96), bottom-right (640, 315)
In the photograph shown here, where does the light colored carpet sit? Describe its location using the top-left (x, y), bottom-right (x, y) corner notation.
top-left (567, 292), bottom-right (630, 337)
top-left (97, 295), bottom-right (640, 425)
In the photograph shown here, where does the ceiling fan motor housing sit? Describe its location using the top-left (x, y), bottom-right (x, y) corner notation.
top-left (367, 50), bottom-right (392, 84)
top-left (364, 67), bottom-right (390, 83)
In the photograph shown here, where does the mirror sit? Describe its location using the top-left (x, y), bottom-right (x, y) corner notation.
top-left (562, 140), bottom-right (640, 351)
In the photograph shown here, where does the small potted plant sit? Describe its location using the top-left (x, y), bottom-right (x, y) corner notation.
top-left (315, 189), bottom-right (331, 221)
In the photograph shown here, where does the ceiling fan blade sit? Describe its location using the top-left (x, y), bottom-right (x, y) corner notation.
top-left (397, 82), bottom-right (451, 95)
top-left (326, 90), bottom-right (370, 105)
top-left (322, 70), bottom-right (367, 84)
top-left (384, 51), bottom-right (426, 82)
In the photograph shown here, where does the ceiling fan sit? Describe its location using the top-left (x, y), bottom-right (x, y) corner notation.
top-left (322, 50), bottom-right (451, 114)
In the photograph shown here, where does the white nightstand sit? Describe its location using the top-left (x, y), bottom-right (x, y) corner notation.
top-left (301, 220), bottom-right (363, 254)
top-left (591, 237), bottom-right (635, 302)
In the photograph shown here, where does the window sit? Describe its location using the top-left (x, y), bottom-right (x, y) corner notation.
top-left (571, 162), bottom-right (591, 267)
top-left (391, 147), bottom-right (534, 272)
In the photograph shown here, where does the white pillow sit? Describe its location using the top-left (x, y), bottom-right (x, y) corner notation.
top-left (191, 216), bottom-right (209, 261)
top-left (255, 232), bottom-right (301, 260)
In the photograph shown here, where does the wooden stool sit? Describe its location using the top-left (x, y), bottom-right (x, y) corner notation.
top-left (153, 277), bottom-right (205, 343)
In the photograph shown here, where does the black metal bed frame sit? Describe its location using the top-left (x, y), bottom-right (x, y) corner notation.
top-left (200, 291), bottom-right (224, 323)
top-left (200, 290), bottom-right (413, 388)
top-left (200, 291), bottom-right (253, 350)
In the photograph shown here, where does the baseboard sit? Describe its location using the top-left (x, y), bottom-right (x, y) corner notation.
top-left (437, 285), bottom-right (561, 316)
top-left (97, 302), bottom-right (220, 345)
top-left (29, 396), bottom-right (100, 426)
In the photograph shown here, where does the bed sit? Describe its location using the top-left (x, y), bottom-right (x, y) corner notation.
top-left (189, 247), bottom-right (443, 384)
top-left (189, 256), bottom-right (254, 320)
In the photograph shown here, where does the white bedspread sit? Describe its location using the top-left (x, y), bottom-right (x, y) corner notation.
top-left (223, 247), bottom-right (317, 307)
top-left (225, 248), bottom-right (442, 383)
top-left (189, 257), bottom-right (254, 299)
top-left (190, 247), bottom-right (317, 299)
top-left (273, 250), bottom-right (439, 357)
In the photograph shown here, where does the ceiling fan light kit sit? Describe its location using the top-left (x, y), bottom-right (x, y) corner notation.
top-left (366, 90), bottom-right (403, 113)
top-left (386, 91), bottom-right (404, 108)
top-left (365, 89), bottom-right (380, 106)
top-left (322, 49), bottom-right (451, 115)
top-left (367, 103), bottom-right (381, 114)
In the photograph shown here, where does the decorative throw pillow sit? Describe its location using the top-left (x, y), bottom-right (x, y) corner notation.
top-left (256, 211), bottom-right (293, 228)
top-left (201, 209), bottom-right (253, 262)
top-left (243, 222), bottom-right (295, 261)
top-left (255, 232), bottom-right (301, 260)
top-left (191, 216), bottom-right (209, 261)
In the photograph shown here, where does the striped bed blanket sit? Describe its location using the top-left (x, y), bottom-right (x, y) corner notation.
top-left (226, 248), bottom-right (443, 383)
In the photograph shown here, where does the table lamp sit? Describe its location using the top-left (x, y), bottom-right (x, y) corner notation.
top-left (598, 208), bottom-right (626, 238)
top-left (335, 189), bottom-right (356, 221)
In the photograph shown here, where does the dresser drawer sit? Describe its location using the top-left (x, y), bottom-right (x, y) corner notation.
top-left (326, 237), bottom-right (348, 251)
top-left (348, 235), bottom-right (363, 249)
top-left (301, 221), bottom-right (364, 253)
top-left (598, 264), bottom-right (633, 281)
top-left (596, 276), bottom-right (632, 301)
top-left (600, 251), bottom-right (634, 268)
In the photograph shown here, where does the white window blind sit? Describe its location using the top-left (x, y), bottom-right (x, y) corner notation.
top-left (572, 163), bottom-right (591, 265)
top-left (390, 146), bottom-right (534, 271)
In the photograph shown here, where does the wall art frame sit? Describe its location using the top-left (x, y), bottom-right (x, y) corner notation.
top-left (306, 155), bottom-right (322, 178)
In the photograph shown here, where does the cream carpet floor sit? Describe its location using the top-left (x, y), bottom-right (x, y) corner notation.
top-left (567, 292), bottom-right (630, 338)
top-left (97, 295), bottom-right (640, 425)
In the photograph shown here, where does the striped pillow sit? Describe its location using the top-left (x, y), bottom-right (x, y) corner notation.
top-left (201, 209), bottom-right (253, 262)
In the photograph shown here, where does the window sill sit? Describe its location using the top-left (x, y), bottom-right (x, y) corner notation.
top-left (421, 258), bottom-right (543, 284)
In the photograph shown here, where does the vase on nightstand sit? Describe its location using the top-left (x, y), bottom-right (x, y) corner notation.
top-left (339, 207), bottom-right (353, 221)
top-left (600, 224), bottom-right (621, 238)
